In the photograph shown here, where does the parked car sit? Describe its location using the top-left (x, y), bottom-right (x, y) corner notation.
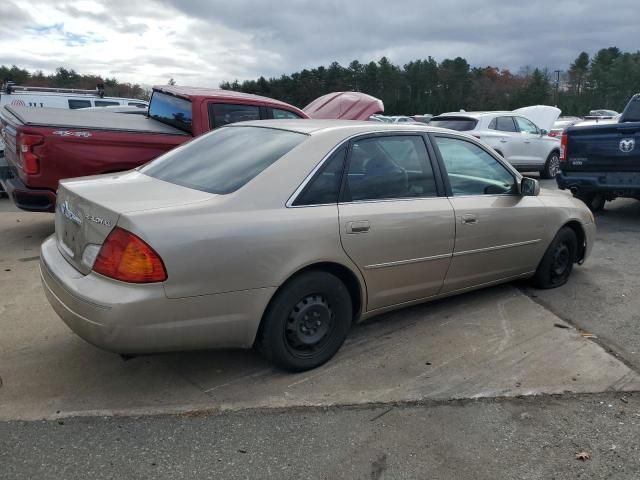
top-left (429, 106), bottom-right (562, 178)
top-left (411, 114), bottom-right (433, 124)
top-left (0, 82), bottom-right (148, 110)
top-left (549, 116), bottom-right (582, 138)
top-left (0, 86), bottom-right (382, 212)
top-left (586, 109), bottom-right (618, 119)
top-left (41, 120), bottom-right (595, 371)
top-left (390, 115), bottom-right (418, 123)
top-left (557, 94), bottom-right (640, 211)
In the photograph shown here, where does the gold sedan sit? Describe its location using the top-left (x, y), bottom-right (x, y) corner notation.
top-left (40, 120), bottom-right (595, 371)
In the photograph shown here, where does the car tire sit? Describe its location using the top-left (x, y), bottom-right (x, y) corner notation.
top-left (256, 270), bottom-right (353, 372)
top-left (532, 226), bottom-right (577, 289)
top-left (540, 151), bottom-right (560, 179)
top-left (575, 192), bottom-right (605, 212)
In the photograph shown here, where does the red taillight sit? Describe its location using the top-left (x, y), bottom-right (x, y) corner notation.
top-left (18, 133), bottom-right (44, 175)
top-left (93, 227), bottom-right (167, 283)
top-left (560, 133), bottom-right (568, 161)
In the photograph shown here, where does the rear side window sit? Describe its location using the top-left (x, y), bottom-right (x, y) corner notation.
top-left (428, 117), bottom-right (478, 131)
top-left (210, 103), bottom-right (260, 128)
top-left (141, 126), bottom-right (306, 194)
top-left (293, 145), bottom-right (346, 206)
top-left (345, 136), bottom-right (437, 201)
top-left (149, 92), bottom-right (193, 133)
top-left (95, 100), bottom-right (120, 107)
top-left (272, 108), bottom-right (302, 119)
top-left (68, 99), bottom-right (91, 109)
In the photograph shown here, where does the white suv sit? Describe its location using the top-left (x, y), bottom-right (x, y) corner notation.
top-left (429, 109), bottom-right (562, 178)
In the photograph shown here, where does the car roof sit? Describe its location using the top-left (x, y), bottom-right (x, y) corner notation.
top-left (227, 119), bottom-right (455, 136)
top-left (152, 85), bottom-right (300, 111)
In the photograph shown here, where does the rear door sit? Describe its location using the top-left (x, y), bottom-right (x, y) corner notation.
top-left (338, 133), bottom-right (455, 310)
top-left (431, 134), bottom-right (546, 292)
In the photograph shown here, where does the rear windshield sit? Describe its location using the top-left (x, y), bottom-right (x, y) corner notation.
top-left (428, 117), bottom-right (478, 131)
top-left (140, 126), bottom-right (306, 194)
top-left (623, 98), bottom-right (640, 122)
top-left (149, 92), bottom-right (193, 133)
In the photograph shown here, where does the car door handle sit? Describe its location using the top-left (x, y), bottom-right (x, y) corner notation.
top-left (346, 221), bottom-right (370, 234)
top-left (461, 214), bottom-right (478, 225)
top-left (524, 140), bottom-right (531, 143)
top-left (500, 139), bottom-right (508, 143)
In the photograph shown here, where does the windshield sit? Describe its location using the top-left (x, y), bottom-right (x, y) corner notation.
top-left (141, 126), bottom-right (306, 194)
top-left (429, 117), bottom-right (478, 131)
top-left (148, 92), bottom-right (193, 133)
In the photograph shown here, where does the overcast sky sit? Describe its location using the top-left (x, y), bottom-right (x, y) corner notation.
top-left (2, 0), bottom-right (639, 88)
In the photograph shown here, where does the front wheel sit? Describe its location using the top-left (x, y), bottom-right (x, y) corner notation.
top-left (532, 227), bottom-right (577, 289)
top-left (540, 151), bottom-right (560, 179)
top-left (256, 271), bottom-right (353, 372)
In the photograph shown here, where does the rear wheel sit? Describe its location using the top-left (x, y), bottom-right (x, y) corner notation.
top-left (532, 227), bottom-right (577, 289)
top-left (540, 151), bottom-right (560, 179)
top-left (256, 271), bottom-right (353, 371)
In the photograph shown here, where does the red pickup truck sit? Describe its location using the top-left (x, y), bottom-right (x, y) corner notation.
top-left (0, 86), bottom-right (383, 212)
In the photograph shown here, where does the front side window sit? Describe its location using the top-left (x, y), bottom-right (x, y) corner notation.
top-left (293, 145), bottom-right (346, 206)
top-left (141, 126), bottom-right (306, 194)
top-left (149, 92), bottom-right (192, 133)
top-left (434, 136), bottom-right (516, 196)
top-left (345, 136), bottom-right (437, 201)
top-left (68, 99), bottom-right (91, 109)
top-left (515, 116), bottom-right (539, 134)
top-left (210, 103), bottom-right (260, 128)
top-left (272, 108), bottom-right (302, 119)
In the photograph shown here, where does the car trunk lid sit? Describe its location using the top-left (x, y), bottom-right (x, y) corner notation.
top-left (55, 170), bottom-right (213, 274)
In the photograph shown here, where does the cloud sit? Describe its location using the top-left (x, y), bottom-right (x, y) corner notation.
top-left (2, 0), bottom-right (640, 88)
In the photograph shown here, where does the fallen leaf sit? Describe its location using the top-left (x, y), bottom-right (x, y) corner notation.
top-left (576, 451), bottom-right (591, 461)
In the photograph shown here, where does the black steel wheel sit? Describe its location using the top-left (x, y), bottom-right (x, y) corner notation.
top-left (256, 271), bottom-right (353, 371)
top-left (532, 227), bottom-right (577, 289)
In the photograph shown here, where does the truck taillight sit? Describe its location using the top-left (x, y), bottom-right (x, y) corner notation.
top-left (559, 133), bottom-right (568, 161)
top-left (93, 227), bottom-right (167, 283)
top-left (18, 133), bottom-right (44, 175)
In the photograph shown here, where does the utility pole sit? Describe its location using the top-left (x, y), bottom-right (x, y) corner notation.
top-left (554, 70), bottom-right (561, 107)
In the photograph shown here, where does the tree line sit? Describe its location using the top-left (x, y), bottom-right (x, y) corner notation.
top-left (0, 65), bottom-right (149, 100)
top-left (220, 47), bottom-right (640, 116)
top-left (3, 46), bottom-right (639, 115)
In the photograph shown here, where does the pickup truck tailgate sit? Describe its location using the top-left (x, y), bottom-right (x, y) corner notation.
top-left (565, 123), bottom-right (640, 171)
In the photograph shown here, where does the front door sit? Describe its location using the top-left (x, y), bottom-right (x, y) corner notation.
top-left (514, 116), bottom-right (545, 167)
top-left (338, 134), bottom-right (455, 311)
top-left (431, 134), bottom-right (547, 293)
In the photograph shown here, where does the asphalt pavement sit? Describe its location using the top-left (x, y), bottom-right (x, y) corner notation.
top-left (1, 179), bottom-right (640, 479)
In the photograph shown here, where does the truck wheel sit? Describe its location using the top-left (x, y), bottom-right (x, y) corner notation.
top-left (575, 193), bottom-right (605, 212)
top-left (532, 226), bottom-right (577, 289)
top-left (255, 271), bottom-right (353, 372)
top-left (540, 151), bottom-right (560, 179)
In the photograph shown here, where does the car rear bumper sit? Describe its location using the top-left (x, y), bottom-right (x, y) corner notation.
top-left (40, 235), bottom-right (275, 354)
top-left (2, 173), bottom-right (57, 212)
top-left (557, 171), bottom-right (640, 197)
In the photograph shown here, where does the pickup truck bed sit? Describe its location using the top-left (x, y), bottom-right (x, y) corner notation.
top-left (5, 105), bottom-right (187, 135)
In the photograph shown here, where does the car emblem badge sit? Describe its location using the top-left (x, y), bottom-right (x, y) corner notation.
top-left (60, 200), bottom-right (82, 226)
top-left (619, 138), bottom-right (635, 153)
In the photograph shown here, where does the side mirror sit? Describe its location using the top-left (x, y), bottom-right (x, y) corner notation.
top-left (540, 128), bottom-right (548, 136)
top-left (521, 177), bottom-right (540, 196)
